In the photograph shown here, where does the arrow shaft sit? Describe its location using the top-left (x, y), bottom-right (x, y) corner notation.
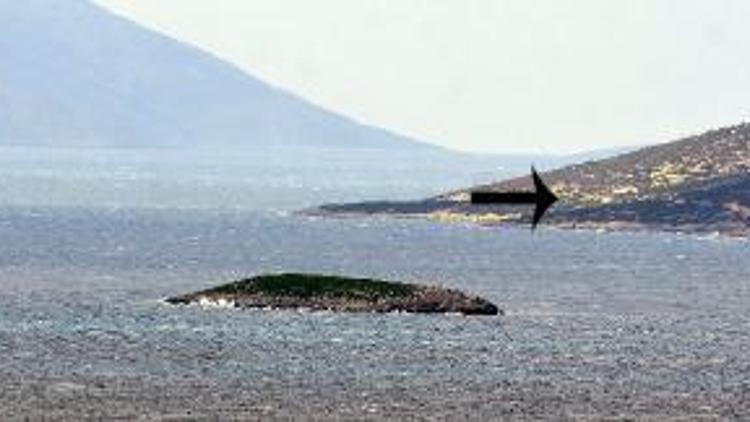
top-left (470, 191), bottom-right (538, 205)
top-left (468, 167), bottom-right (558, 229)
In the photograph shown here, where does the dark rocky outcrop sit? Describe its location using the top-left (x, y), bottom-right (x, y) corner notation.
top-left (166, 273), bottom-right (500, 316)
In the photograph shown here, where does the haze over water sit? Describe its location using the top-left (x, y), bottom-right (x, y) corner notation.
top-left (1, 147), bottom-right (749, 419)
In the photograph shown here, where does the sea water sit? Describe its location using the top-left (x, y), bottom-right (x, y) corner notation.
top-left (1, 147), bottom-right (749, 419)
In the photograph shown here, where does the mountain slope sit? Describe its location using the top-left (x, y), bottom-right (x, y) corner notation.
top-left (316, 122), bottom-right (750, 236)
top-left (549, 173), bottom-right (750, 236)
top-left (0, 0), bottom-right (429, 149)
top-left (441, 123), bottom-right (750, 204)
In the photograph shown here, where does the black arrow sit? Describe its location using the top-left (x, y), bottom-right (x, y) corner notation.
top-left (470, 166), bottom-right (558, 229)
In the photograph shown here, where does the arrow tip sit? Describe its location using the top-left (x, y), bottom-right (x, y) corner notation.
top-left (530, 166), bottom-right (558, 229)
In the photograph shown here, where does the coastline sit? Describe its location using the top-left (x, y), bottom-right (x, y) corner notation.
top-left (303, 207), bottom-right (750, 239)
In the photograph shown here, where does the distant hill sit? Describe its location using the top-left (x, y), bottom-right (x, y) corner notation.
top-left (0, 0), bottom-right (430, 150)
top-left (551, 173), bottom-right (750, 236)
top-left (440, 123), bottom-right (750, 204)
top-left (316, 123), bottom-right (750, 236)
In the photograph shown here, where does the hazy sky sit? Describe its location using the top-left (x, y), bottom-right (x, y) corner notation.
top-left (94, 0), bottom-right (750, 154)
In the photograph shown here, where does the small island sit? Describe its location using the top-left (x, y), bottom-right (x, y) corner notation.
top-left (166, 273), bottom-right (500, 315)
